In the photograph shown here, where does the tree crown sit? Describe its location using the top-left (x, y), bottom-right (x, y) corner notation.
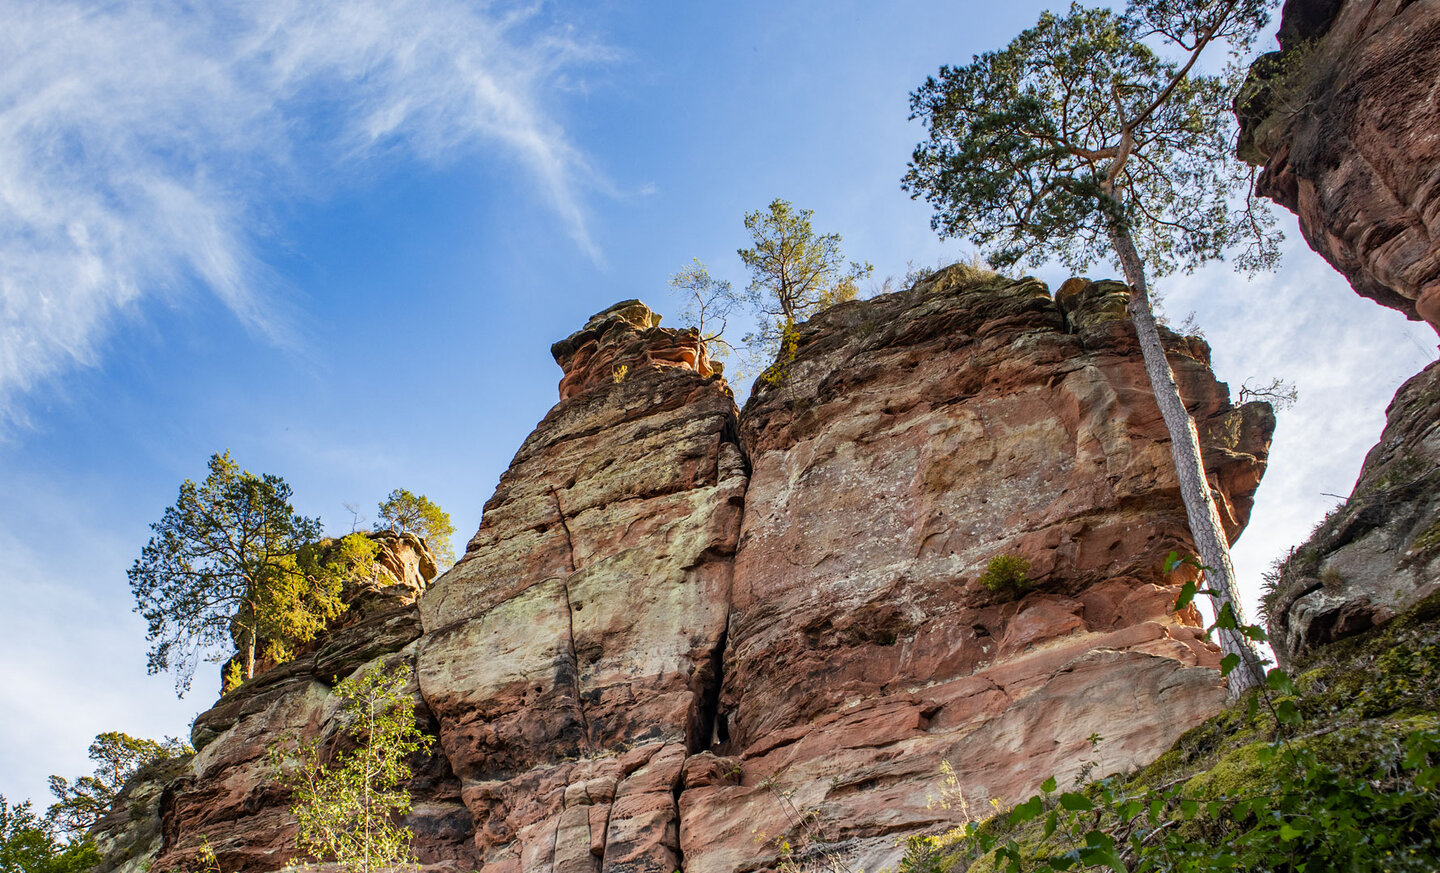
top-left (129, 451), bottom-right (334, 693)
top-left (737, 198), bottom-right (871, 329)
top-left (903, 0), bottom-right (1278, 278)
top-left (377, 489), bottom-right (455, 567)
top-left (46, 732), bottom-right (190, 838)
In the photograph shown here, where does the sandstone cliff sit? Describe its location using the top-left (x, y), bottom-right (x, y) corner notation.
top-left (1237, 0), bottom-right (1440, 333)
top-left (108, 273), bottom-right (1274, 873)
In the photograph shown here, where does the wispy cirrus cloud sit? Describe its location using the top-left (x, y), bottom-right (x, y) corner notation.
top-left (0, 0), bottom-right (608, 417)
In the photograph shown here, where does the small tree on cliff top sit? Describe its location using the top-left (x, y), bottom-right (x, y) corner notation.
top-left (904, 0), bottom-right (1279, 693)
top-left (738, 199), bottom-right (872, 361)
top-left (275, 663), bottom-right (431, 873)
top-left (46, 732), bottom-right (190, 838)
top-left (377, 488), bottom-right (455, 568)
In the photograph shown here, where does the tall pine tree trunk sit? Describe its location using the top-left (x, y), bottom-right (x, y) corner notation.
top-left (1105, 219), bottom-right (1265, 696)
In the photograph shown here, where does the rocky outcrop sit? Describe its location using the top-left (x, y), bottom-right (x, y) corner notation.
top-left (415, 302), bottom-right (744, 872)
top-left (113, 275), bottom-right (1275, 873)
top-left (1236, 0), bottom-right (1440, 333)
top-left (682, 269), bottom-right (1272, 872)
top-left (120, 537), bottom-right (463, 873)
top-left (550, 299), bottom-right (720, 400)
top-left (1265, 360), bottom-right (1440, 665)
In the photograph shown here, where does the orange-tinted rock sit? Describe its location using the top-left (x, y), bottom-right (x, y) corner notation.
top-left (551, 299), bottom-right (719, 401)
top-left (684, 270), bottom-right (1272, 871)
top-left (113, 280), bottom-right (1274, 873)
top-left (1237, 0), bottom-right (1440, 334)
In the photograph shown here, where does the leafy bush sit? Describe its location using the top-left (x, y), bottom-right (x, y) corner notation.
top-left (978, 554), bottom-right (1031, 594)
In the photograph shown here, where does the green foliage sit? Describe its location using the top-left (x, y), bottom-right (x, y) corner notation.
top-left (0, 796), bottom-right (99, 873)
top-left (129, 451), bottom-right (336, 693)
top-left (275, 663), bottom-right (432, 873)
top-left (46, 732), bottom-right (190, 838)
top-left (377, 488), bottom-right (456, 567)
top-left (903, 0), bottom-right (1279, 278)
top-left (737, 199), bottom-right (872, 361)
top-left (904, 556), bottom-right (1440, 873)
top-left (978, 554), bottom-right (1031, 595)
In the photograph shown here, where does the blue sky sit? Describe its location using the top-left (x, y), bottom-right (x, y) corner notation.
top-left (1, 1), bottom-right (1435, 810)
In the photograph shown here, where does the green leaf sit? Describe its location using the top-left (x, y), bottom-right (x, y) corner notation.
top-left (1009, 795), bottom-right (1044, 825)
top-left (1059, 792), bottom-right (1094, 811)
top-left (1174, 579), bottom-right (1197, 611)
top-left (1164, 551), bottom-right (1183, 574)
top-left (1042, 776), bottom-right (1058, 793)
top-left (1279, 823), bottom-right (1304, 842)
top-left (1044, 810), bottom-right (1059, 839)
top-left (1265, 669), bottom-right (1295, 694)
top-left (1220, 653), bottom-right (1240, 676)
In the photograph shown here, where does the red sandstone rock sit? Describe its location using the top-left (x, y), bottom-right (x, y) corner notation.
top-left (690, 270), bottom-right (1271, 871)
top-left (1238, 0), bottom-right (1440, 334)
top-left (551, 299), bottom-right (718, 401)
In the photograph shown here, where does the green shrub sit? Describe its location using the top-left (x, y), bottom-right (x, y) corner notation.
top-left (978, 554), bottom-right (1030, 594)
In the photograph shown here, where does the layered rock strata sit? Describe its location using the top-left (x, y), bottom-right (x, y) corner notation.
top-left (1265, 360), bottom-right (1440, 665)
top-left (680, 270), bottom-right (1272, 872)
top-left (415, 301), bottom-right (745, 872)
top-left (113, 276), bottom-right (1275, 873)
top-left (1237, 0), bottom-right (1440, 333)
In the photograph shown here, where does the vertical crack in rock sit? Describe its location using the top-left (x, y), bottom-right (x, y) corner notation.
top-left (670, 777), bottom-right (687, 873)
top-left (549, 484), bottom-right (594, 752)
top-left (688, 626), bottom-right (730, 753)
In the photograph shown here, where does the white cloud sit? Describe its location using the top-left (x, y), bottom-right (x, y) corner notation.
top-left (0, 0), bottom-right (607, 418)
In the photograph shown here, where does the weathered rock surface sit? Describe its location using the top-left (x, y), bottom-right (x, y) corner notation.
top-left (551, 299), bottom-right (720, 401)
top-left (416, 301), bottom-right (744, 872)
top-left (111, 276), bottom-right (1274, 873)
top-left (1265, 360), bottom-right (1440, 665)
top-left (681, 269), bottom-right (1272, 872)
top-left (1237, 0), bottom-right (1440, 333)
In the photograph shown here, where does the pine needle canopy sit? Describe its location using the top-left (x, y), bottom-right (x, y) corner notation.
top-left (903, 1), bottom-right (1278, 278)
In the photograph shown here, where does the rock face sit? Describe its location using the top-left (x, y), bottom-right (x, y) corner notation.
top-left (682, 270), bottom-right (1271, 872)
top-left (416, 301), bottom-right (744, 872)
top-left (1236, 0), bottom-right (1440, 333)
top-left (112, 276), bottom-right (1275, 873)
top-left (1265, 360), bottom-right (1440, 665)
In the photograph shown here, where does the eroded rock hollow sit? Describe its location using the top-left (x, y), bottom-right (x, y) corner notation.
top-left (116, 271), bottom-right (1276, 873)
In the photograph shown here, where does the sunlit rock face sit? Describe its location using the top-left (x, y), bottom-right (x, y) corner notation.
top-left (1265, 360), bottom-right (1440, 666)
top-left (1237, 0), bottom-right (1440, 334)
top-left (681, 268), bottom-right (1272, 872)
top-left (416, 301), bottom-right (745, 872)
top-left (108, 280), bottom-right (1275, 873)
